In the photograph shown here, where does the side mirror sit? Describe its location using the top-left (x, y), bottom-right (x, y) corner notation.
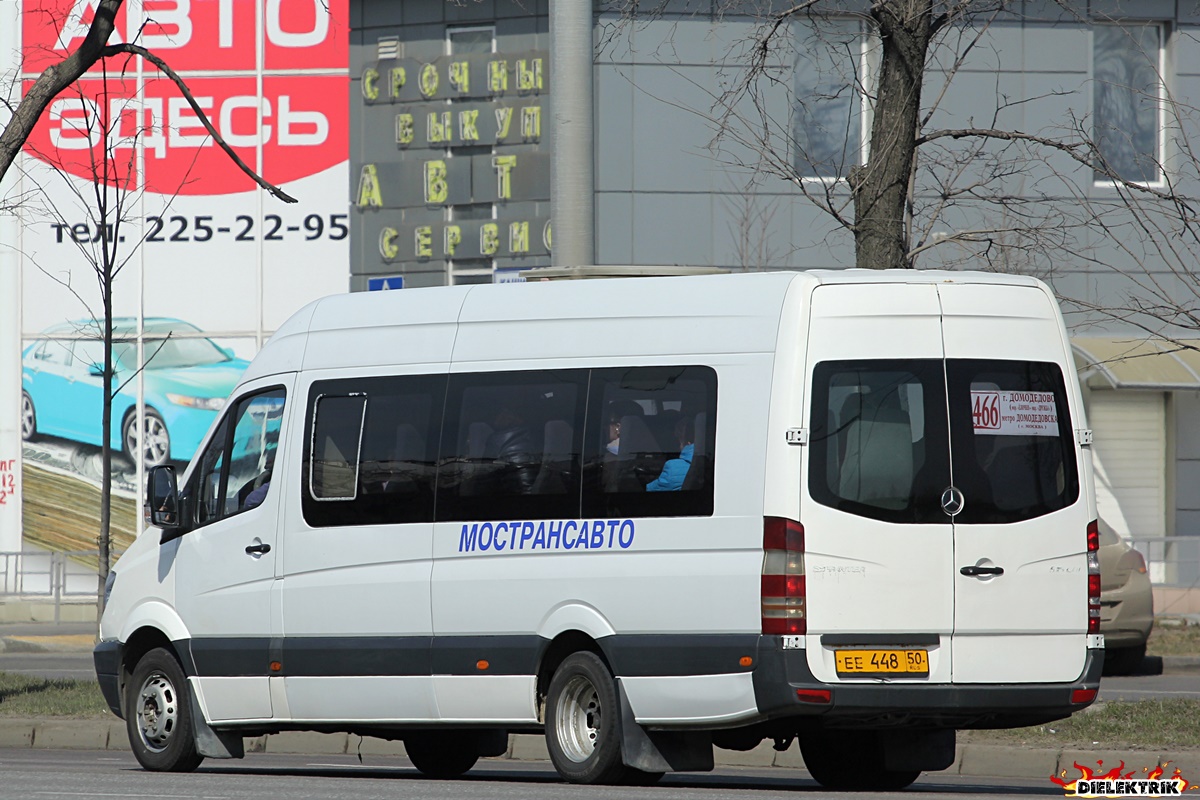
top-left (147, 465), bottom-right (183, 542)
top-left (89, 364), bottom-right (105, 378)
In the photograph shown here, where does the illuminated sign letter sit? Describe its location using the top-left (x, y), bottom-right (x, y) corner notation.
top-left (491, 155), bottom-right (516, 200)
top-left (509, 221), bottom-right (529, 253)
top-left (494, 107), bottom-right (513, 140)
top-left (415, 226), bottom-right (433, 257)
top-left (361, 67), bottom-right (379, 101)
top-left (356, 163), bottom-right (382, 208)
top-left (444, 225), bottom-right (462, 256)
top-left (427, 111), bottom-right (451, 143)
top-left (480, 223), bottom-right (499, 255)
top-left (517, 58), bottom-right (543, 91)
top-left (543, 220), bottom-right (552, 251)
top-left (520, 106), bottom-right (541, 140)
top-left (389, 67), bottom-right (406, 98)
top-left (459, 109), bottom-right (479, 142)
top-left (488, 60), bottom-right (508, 93)
top-left (379, 226), bottom-right (399, 259)
top-left (424, 160), bottom-right (448, 204)
top-left (419, 62), bottom-right (439, 98)
top-left (395, 113), bottom-right (414, 145)
top-left (449, 60), bottom-right (470, 93)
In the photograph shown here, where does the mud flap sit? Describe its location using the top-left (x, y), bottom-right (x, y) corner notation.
top-left (475, 729), bottom-right (510, 758)
top-left (881, 728), bottom-right (955, 772)
top-left (616, 679), bottom-right (713, 773)
top-left (189, 692), bottom-right (245, 760)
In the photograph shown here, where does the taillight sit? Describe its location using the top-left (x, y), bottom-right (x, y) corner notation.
top-left (762, 517), bottom-right (805, 635)
top-left (1087, 519), bottom-right (1101, 634)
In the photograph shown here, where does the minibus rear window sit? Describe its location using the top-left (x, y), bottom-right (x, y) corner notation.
top-left (946, 359), bottom-right (1078, 524)
top-left (809, 359), bottom-right (1078, 524)
top-left (809, 360), bottom-right (950, 524)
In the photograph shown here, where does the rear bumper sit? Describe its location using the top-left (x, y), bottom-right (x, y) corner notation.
top-left (93, 640), bottom-right (123, 718)
top-left (752, 636), bottom-right (1103, 730)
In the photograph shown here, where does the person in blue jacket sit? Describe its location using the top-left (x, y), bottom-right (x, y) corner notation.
top-left (646, 416), bottom-right (694, 492)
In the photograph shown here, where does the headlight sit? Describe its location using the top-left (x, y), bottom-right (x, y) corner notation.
top-left (166, 394), bottom-right (226, 411)
top-left (103, 570), bottom-right (117, 606)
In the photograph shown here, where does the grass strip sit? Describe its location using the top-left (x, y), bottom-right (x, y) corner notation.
top-left (0, 672), bottom-right (111, 718)
top-left (966, 699), bottom-right (1200, 751)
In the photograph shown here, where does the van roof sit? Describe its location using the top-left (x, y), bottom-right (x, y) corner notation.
top-left (241, 269), bottom-right (1050, 383)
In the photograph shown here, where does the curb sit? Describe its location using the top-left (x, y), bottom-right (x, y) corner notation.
top-left (0, 719), bottom-right (1197, 781)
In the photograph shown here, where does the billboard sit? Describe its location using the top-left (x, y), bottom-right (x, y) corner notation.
top-left (5, 0), bottom-right (349, 553)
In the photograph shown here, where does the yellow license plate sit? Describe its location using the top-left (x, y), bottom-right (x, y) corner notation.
top-left (835, 649), bottom-right (929, 676)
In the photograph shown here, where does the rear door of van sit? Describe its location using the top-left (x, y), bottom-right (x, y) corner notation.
top-left (939, 282), bottom-right (1086, 683)
top-left (801, 283), bottom-right (955, 684)
top-left (801, 279), bottom-right (1086, 686)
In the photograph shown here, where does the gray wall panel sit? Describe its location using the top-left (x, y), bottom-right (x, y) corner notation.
top-left (1021, 23), bottom-right (1089, 75)
top-left (596, 65), bottom-right (635, 192)
top-left (712, 190), bottom-right (792, 271)
top-left (596, 192), bottom-right (634, 264)
top-left (630, 65), bottom-right (719, 193)
top-left (630, 192), bottom-right (713, 265)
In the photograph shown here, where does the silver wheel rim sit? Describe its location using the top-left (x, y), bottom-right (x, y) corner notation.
top-left (555, 674), bottom-right (602, 763)
top-left (20, 395), bottom-right (34, 439)
top-left (135, 670), bottom-right (179, 754)
top-left (128, 415), bottom-right (170, 467)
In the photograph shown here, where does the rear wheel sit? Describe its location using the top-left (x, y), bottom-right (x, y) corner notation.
top-left (800, 730), bottom-right (919, 791)
top-left (123, 409), bottom-right (170, 468)
top-left (404, 733), bottom-right (479, 778)
top-left (545, 651), bottom-right (628, 785)
top-left (1104, 644), bottom-right (1147, 676)
top-left (125, 647), bottom-right (203, 772)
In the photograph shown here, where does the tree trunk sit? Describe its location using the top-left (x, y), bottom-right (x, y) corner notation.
top-left (852, 0), bottom-right (933, 270)
top-left (97, 282), bottom-right (113, 623)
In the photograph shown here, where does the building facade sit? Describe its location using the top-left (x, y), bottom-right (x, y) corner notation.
top-left (349, 1), bottom-right (1200, 563)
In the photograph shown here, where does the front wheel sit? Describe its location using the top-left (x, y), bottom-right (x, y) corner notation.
top-left (123, 409), bottom-right (171, 468)
top-left (545, 651), bottom-right (628, 785)
top-left (404, 733), bottom-right (480, 778)
top-left (125, 647), bottom-right (203, 772)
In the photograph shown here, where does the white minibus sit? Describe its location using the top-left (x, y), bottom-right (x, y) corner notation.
top-left (96, 270), bottom-right (1101, 790)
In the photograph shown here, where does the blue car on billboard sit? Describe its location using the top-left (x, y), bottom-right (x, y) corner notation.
top-left (21, 318), bottom-right (249, 468)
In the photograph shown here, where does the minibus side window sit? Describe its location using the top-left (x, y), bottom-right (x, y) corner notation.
top-left (310, 394), bottom-right (367, 501)
top-left (582, 366), bottom-right (717, 519)
top-left (302, 375), bottom-right (445, 527)
top-left (436, 370), bottom-right (587, 522)
top-left (192, 388), bottom-right (287, 527)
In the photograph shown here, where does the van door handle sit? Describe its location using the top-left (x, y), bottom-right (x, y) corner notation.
top-left (960, 565), bottom-right (1004, 577)
top-left (245, 543), bottom-right (271, 555)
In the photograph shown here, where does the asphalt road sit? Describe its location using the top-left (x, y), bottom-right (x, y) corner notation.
top-left (5, 649), bottom-right (1198, 702)
top-left (0, 748), bottom-right (1069, 800)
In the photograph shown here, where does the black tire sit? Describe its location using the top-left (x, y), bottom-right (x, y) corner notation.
top-left (620, 768), bottom-right (665, 786)
top-left (20, 391), bottom-right (37, 441)
top-left (545, 651), bottom-right (628, 785)
top-left (404, 733), bottom-right (480, 778)
top-left (125, 647), bottom-right (203, 772)
top-left (123, 408), bottom-right (171, 468)
top-left (800, 730), bottom-right (919, 791)
top-left (1104, 644), bottom-right (1147, 676)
